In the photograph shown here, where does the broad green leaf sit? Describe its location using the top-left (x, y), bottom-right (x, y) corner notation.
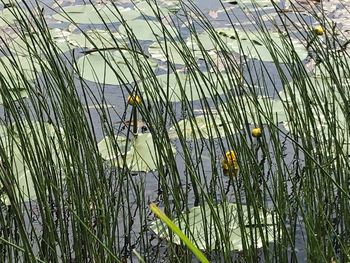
top-left (7, 29), bottom-right (72, 57)
top-left (140, 71), bottom-right (235, 102)
top-left (168, 114), bottom-right (242, 140)
top-left (0, 55), bottom-right (45, 103)
top-left (134, 1), bottom-right (180, 17)
top-left (0, 55), bottom-right (43, 81)
top-left (118, 19), bottom-right (177, 41)
top-left (223, 0), bottom-right (279, 7)
top-left (281, 77), bottom-right (348, 141)
top-left (150, 203), bottom-right (279, 251)
top-left (53, 4), bottom-right (141, 24)
top-left (98, 133), bottom-right (176, 172)
top-left (0, 122), bottom-right (65, 205)
top-left (97, 135), bottom-right (127, 161)
top-left (68, 29), bottom-right (126, 49)
top-left (0, 7), bottom-right (22, 27)
top-left (76, 50), bottom-right (157, 85)
top-left (187, 29), bottom-right (308, 62)
top-left (220, 95), bottom-right (289, 125)
top-left (148, 40), bottom-right (203, 65)
top-left (314, 56), bottom-right (350, 79)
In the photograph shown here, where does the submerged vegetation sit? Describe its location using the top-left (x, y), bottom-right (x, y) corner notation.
top-left (0, 0), bottom-right (349, 262)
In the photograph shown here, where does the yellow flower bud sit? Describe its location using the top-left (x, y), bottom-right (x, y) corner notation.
top-left (252, 127), bottom-right (262, 138)
top-left (314, 25), bottom-right (324, 36)
top-left (127, 94), bottom-right (142, 106)
top-left (221, 151), bottom-right (239, 177)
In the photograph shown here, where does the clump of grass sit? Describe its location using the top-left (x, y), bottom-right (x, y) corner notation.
top-left (0, 0), bottom-right (349, 262)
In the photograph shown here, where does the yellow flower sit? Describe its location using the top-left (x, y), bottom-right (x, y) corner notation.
top-left (127, 94), bottom-right (142, 106)
top-left (314, 25), bottom-right (324, 36)
top-left (252, 127), bottom-right (262, 138)
top-left (221, 151), bottom-right (239, 176)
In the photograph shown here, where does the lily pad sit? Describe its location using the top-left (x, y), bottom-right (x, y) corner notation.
top-left (76, 50), bottom-right (157, 85)
top-left (150, 202), bottom-right (279, 251)
top-left (168, 113), bottom-right (241, 140)
top-left (134, 1), bottom-right (180, 17)
top-left (53, 4), bottom-right (141, 24)
top-left (68, 29), bottom-right (126, 49)
top-left (0, 55), bottom-right (45, 103)
top-left (0, 7), bottom-right (22, 27)
top-left (148, 40), bottom-right (203, 64)
top-left (281, 77), bottom-right (348, 140)
top-left (7, 28), bottom-right (72, 56)
top-left (313, 56), bottom-right (350, 79)
top-left (221, 95), bottom-right (289, 125)
top-left (98, 133), bottom-right (176, 172)
top-left (0, 122), bottom-right (65, 205)
top-left (223, 0), bottom-right (279, 7)
top-left (187, 29), bottom-right (308, 62)
top-left (118, 19), bottom-right (178, 41)
top-left (140, 71), bottom-right (235, 102)
top-left (97, 135), bottom-right (127, 161)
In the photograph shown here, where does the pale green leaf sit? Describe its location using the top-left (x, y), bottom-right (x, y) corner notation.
top-left (150, 203), bottom-right (279, 251)
top-left (168, 114), bottom-right (241, 140)
top-left (140, 71), bottom-right (235, 102)
top-left (76, 50), bottom-right (157, 85)
top-left (118, 19), bottom-right (177, 41)
top-left (98, 133), bottom-right (176, 172)
top-left (53, 4), bottom-right (141, 24)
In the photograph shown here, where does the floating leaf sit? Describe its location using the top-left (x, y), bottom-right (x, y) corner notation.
top-left (150, 203), bottom-right (279, 251)
top-left (0, 7), bottom-right (22, 27)
top-left (76, 50), bottom-right (157, 85)
top-left (221, 95), bottom-right (289, 125)
top-left (7, 28), bottom-right (72, 56)
top-left (53, 4), bottom-right (141, 24)
top-left (68, 29), bottom-right (126, 49)
top-left (168, 113), bottom-right (241, 140)
top-left (0, 122), bottom-right (65, 205)
top-left (118, 19), bottom-right (177, 41)
top-left (140, 71), bottom-right (235, 102)
top-left (187, 29), bottom-right (308, 62)
top-left (281, 77), bottom-right (348, 140)
top-left (97, 135), bottom-right (127, 161)
top-left (98, 133), bottom-right (176, 172)
top-left (223, 0), bottom-right (279, 7)
top-left (314, 56), bottom-right (350, 79)
top-left (0, 55), bottom-right (45, 103)
top-left (148, 40), bottom-right (202, 64)
top-left (134, 1), bottom-right (180, 17)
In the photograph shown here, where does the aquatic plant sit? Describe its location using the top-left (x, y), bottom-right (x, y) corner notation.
top-left (0, 0), bottom-right (349, 262)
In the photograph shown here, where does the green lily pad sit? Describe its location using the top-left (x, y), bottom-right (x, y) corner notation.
top-left (68, 29), bottom-right (126, 49)
top-left (118, 19), bottom-right (177, 41)
top-left (97, 135), bottom-right (127, 161)
top-left (7, 28), bottom-right (72, 56)
top-left (148, 40), bottom-right (203, 64)
top-left (168, 113), bottom-right (242, 140)
top-left (0, 122), bottom-right (65, 205)
top-left (224, 0), bottom-right (279, 7)
top-left (0, 7), bottom-right (22, 27)
top-left (187, 29), bottom-right (308, 62)
top-left (134, 1), bottom-right (180, 17)
top-left (98, 133), bottom-right (176, 172)
top-left (0, 55), bottom-right (45, 103)
top-left (314, 56), bottom-right (350, 79)
top-left (140, 71), bottom-right (235, 102)
top-left (150, 202), bottom-right (279, 251)
top-left (220, 95), bottom-right (289, 125)
top-left (281, 77), bottom-right (348, 140)
top-left (53, 4), bottom-right (141, 24)
top-left (76, 50), bottom-right (157, 85)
